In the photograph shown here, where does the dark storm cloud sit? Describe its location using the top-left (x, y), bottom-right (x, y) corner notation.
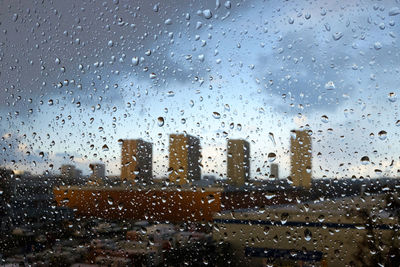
top-left (0, 0), bottom-right (245, 118)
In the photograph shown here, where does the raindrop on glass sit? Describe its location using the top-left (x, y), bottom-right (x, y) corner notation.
top-left (158, 117), bottom-right (165, 127)
top-left (332, 32), bottom-right (343, 41)
top-left (361, 156), bottom-right (370, 165)
top-left (267, 152), bottom-right (276, 162)
top-left (325, 81), bottom-right (335, 90)
top-left (212, 112), bottom-right (221, 119)
top-left (131, 57), bottom-right (139, 66)
top-left (378, 130), bottom-right (387, 140)
top-left (388, 92), bottom-right (397, 102)
top-left (203, 9), bottom-right (212, 19)
top-left (321, 115), bottom-right (329, 123)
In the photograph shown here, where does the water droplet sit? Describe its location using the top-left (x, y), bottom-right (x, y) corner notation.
top-left (374, 42), bottom-right (382, 50)
top-left (158, 117), bottom-right (165, 127)
top-left (378, 130), bottom-right (387, 140)
top-left (396, 120), bottom-right (400, 127)
top-left (164, 18), bottom-right (172, 25)
top-left (306, 166), bottom-right (312, 173)
top-left (325, 81), bottom-right (335, 90)
top-left (153, 4), bottom-right (159, 12)
top-left (108, 40), bottom-right (113, 47)
top-left (361, 156), bottom-right (370, 165)
top-left (48, 99), bottom-right (54, 106)
top-left (281, 213), bottom-right (289, 225)
top-left (55, 58), bottom-right (61, 65)
top-left (321, 115), bottom-right (329, 123)
top-left (145, 49), bottom-right (151, 56)
top-left (304, 229), bottom-right (312, 241)
top-left (118, 203), bottom-right (124, 210)
top-left (224, 1), bottom-right (231, 9)
top-left (268, 132), bottom-right (276, 146)
top-left (198, 54), bottom-right (205, 62)
top-left (304, 13), bottom-right (311, 20)
top-left (131, 57), bottom-right (139, 66)
top-left (149, 73), bottom-right (156, 79)
top-left (388, 92), bottom-right (397, 102)
top-left (332, 32), bottom-right (343, 41)
top-left (288, 17), bottom-right (294, 24)
top-left (107, 197), bottom-right (114, 205)
top-left (12, 13), bottom-right (18, 22)
top-left (102, 144), bottom-right (109, 151)
top-left (324, 23), bottom-right (331, 31)
top-left (212, 112), bottom-right (221, 119)
top-left (203, 9), bottom-right (212, 19)
top-left (389, 7), bottom-right (400, 16)
top-left (267, 152), bottom-right (276, 162)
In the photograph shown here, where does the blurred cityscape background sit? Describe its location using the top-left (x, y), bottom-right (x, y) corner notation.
top-left (1, 129), bottom-right (400, 266)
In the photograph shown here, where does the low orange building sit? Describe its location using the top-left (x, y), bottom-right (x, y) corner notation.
top-left (54, 186), bottom-right (297, 222)
top-left (54, 186), bottom-right (222, 222)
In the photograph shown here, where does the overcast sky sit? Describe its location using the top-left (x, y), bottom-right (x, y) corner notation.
top-left (0, 0), bottom-right (399, 179)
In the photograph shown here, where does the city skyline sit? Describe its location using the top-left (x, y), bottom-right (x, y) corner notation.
top-left (4, 127), bottom-right (400, 182)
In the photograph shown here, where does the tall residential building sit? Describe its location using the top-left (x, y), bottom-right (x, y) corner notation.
top-left (88, 163), bottom-right (105, 185)
top-left (120, 139), bottom-right (153, 183)
top-left (60, 164), bottom-right (82, 185)
top-left (169, 134), bottom-right (201, 185)
top-left (61, 164), bottom-right (77, 178)
top-left (290, 130), bottom-right (312, 188)
top-left (227, 139), bottom-right (250, 187)
top-left (270, 163), bottom-right (279, 179)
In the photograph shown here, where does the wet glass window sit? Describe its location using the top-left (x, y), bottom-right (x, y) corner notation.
top-left (0, 0), bottom-right (399, 266)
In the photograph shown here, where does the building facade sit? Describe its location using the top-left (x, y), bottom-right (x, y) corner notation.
top-left (290, 130), bottom-right (312, 188)
top-left (169, 134), bottom-right (201, 185)
top-left (270, 163), bottom-right (279, 179)
top-left (61, 164), bottom-right (78, 178)
top-left (89, 163), bottom-right (106, 185)
top-left (212, 195), bottom-right (394, 266)
top-left (227, 139), bottom-right (250, 187)
top-left (121, 139), bottom-right (153, 184)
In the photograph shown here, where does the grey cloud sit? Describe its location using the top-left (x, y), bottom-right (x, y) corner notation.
top-left (255, 21), bottom-right (400, 115)
top-left (0, 0), bottom-right (245, 118)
